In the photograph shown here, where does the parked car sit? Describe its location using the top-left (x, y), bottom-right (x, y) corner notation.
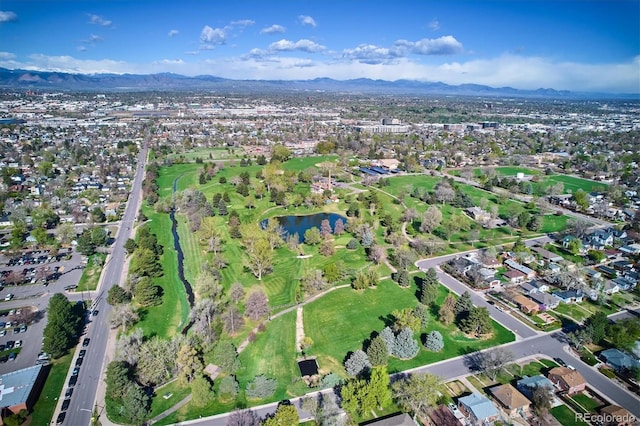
top-left (65, 387), bottom-right (73, 398)
top-left (78, 349), bottom-right (86, 358)
top-left (75, 357), bottom-right (83, 367)
top-left (68, 375), bottom-right (77, 387)
top-left (4, 294), bottom-right (13, 301)
top-left (82, 338), bottom-right (90, 347)
top-left (14, 340), bottom-right (21, 348)
top-left (61, 398), bottom-right (70, 411)
top-left (56, 412), bottom-right (65, 425)
top-left (8, 352), bottom-right (16, 361)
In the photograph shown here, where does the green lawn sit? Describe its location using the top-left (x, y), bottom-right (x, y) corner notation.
top-left (545, 175), bottom-right (608, 194)
top-left (305, 278), bottom-right (514, 375)
top-left (551, 404), bottom-right (589, 426)
top-left (77, 253), bottom-right (106, 292)
top-left (30, 353), bottom-right (73, 425)
top-left (147, 380), bottom-right (192, 420)
top-left (494, 167), bottom-right (543, 176)
top-left (571, 394), bottom-right (601, 412)
top-left (166, 147), bottom-right (241, 162)
top-left (134, 207), bottom-right (190, 339)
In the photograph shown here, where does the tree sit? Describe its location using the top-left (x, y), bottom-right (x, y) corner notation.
top-left (176, 343), bottom-right (203, 384)
top-left (460, 306), bottom-right (493, 336)
top-left (369, 366), bottom-right (392, 409)
top-left (261, 402), bottom-right (299, 426)
top-left (108, 304), bottom-right (139, 332)
top-left (195, 269), bottom-right (223, 301)
top-left (420, 206), bottom-right (442, 233)
top-left (190, 299), bottom-right (219, 349)
top-left (76, 229), bottom-right (97, 255)
top-left (434, 181), bottom-right (455, 205)
top-left (320, 219), bottom-right (333, 238)
top-left (393, 268), bottom-right (410, 287)
top-left (135, 336), bottom-right (180, 386)
top-left (392, 327), bottom-right (419, 359)
top-left (438, 293), bottom-right (456, 325)
top-left (115, 328), bottom-right (143, 366)
top-left (107, 285), bottom-right (131, 305)
top-left (572, 189), bottom-right (590, 211)
top-left (130, 247), bottom-right (163, 277)
top-left (105, 361), bottom-right (131, 400)
top-left (219, 375), bottom-right (240, 401)
top-left (134, 276), bottom-right (162, 307)
top-left (584, 311), bottom-right (608, 344)
top-left (532, 385), bottom-right (554, 416)
top-left (475, 347), bottom-right (515, 381)
top-left (124, 238), bottom-right (138, 253)
top-left (340, 379), bottom-right (375, 418)
top-left (345, 350), bottom-right (371, 377)
top-left (366, 335), bottom-right (388, 366)
top-left (244, 238), bottom-right (274, 280)
top-left (122, 384), bottom-right (150, 425)
top-left (229, 282), bottom-right (246, 304)
top-left (419, 278), bottom-right (439, 306)
top-left (245, 289), bottom-right (269, 321)
top-left (227, 409), bottom-right (259, 426)
top-left (212, 341), bottom-right (240, 374)
top-left (222, 305), bottom-right (245, 335)
top-left (304, 227), bottom-right (322, 245)
top-left (368, 245), bottom-right (386, 264)
top-left (391, 373), bottom-right (443, 419)
top-left (380, 326), bottom-right (396, 356)
top-left (246, 375), bottom-right (277, 399)
top-left (191, 375), bottom-right (215, 407)
top-left (424, 331), bottom-right (444, 352)
top-left (91, 207), bottom-right (106, 223)
top-left (392, 308), bottom-right (421, 332)
top-left (319, 240), bottom-right (335, 256)
top-left (454, 291), bottom-right (474, 318)
top-left (42, 294), bottom-right (83, 358)
top-left (607, 318), bottom-right (640, 351)
top-left (302, 269), bottom-right (328, 294)
top-left (333, 218), bottom-right (345, 235)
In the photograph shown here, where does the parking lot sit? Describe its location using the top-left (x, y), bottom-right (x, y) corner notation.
top-left (0, 249), bottom-right (88, 375)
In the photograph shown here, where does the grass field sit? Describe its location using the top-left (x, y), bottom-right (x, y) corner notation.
top-left (77, 253), bottom-right (106, 291)
top-left (551, 404), bottom-right (589, 426)
top-left (30, 353), bottom-right (73, 425)
top-left (545, 175), bottom-right (608, 194)
top-left (166, 147), bottom-right (241, 162)
top-left (305, 278), bottom-right (514, 375)
top-left (494, 167), bottom-right (543, 176)
top-left (147, 379), bottom-right (192, 420)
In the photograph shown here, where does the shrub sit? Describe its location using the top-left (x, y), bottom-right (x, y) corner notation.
top-left (346, 239), bottom-right (358, 250)
top-left (245, 375), bottom-right (277, 399)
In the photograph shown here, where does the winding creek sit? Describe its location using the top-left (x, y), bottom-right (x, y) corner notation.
top-left (171, 176), bottom-right (194, 333)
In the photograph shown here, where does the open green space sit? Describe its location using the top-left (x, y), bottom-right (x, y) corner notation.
top-left (77, 253), bottom-right (106, 292)
top-left (30, 353), bottom-right (73, 425)
top-left (147, 380), bottom-right (192, 420)
top-left (551, 404), bottom-right (589, 426)
top-left (135, 206), bottom-right (190, 339)
top-left (545, 175), bottom-right (608, 194)
top-left (571, 394), bottom-right (601, 413)
top-left (494, 167), bottom-right (543, 176)
top-left (166, 147), bottom-right (242, 162)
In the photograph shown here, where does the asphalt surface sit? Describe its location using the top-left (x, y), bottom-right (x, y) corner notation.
top-left (60, 145), bottom-right (148, 426)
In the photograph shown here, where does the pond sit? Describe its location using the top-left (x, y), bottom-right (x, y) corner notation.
top-left (262, 212), bottom-right (346, 243)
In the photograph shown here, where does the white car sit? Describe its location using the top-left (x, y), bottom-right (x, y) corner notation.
top-left (4, 294), bottom-right (13, 301)
top-left (15, 340), bottom-right (22, 348)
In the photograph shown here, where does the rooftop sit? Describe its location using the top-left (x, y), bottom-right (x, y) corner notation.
top-left (0, 364), bottom-right (43, 409)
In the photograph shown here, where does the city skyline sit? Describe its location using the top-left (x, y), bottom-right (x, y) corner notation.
top-left (0, 0), bottom-right (638, 93)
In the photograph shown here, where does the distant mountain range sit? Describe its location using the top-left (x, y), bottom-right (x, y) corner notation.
top-left (0, 67), bottom-right (635, 99)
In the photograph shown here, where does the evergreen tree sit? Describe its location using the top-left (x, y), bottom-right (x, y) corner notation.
top-left (369, 366), bottom-right (392, 409)
top-left (454, 291), bottom-right (474, 318)
top-left (392, 327), bottom-right (419, 359)
top-left (380, 326), bottom-right (396, 356)
top-left (344, 350), bottom-right (371, 377)
top-left (424, 331), bottom-right (444, 351)
top-left (366, 335), bottom-right (388, 366)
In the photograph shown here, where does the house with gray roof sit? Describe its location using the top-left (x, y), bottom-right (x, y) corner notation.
top-left (516, 375), bottom-right (555, 400)
top-left (458, 393), bottom-right (499, 426)
top-left (529, 291), bottom-right (560, 310)
top-left (600, 348), bottom-right (640, 371)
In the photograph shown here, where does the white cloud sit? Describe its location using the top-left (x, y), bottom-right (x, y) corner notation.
top-left (428, 18), bottom-right (440, 31)
top-left (0, 11), bottom-right (17, 23)
top-left (395, 35), bottom-right (463, 55)
top-left (200, 25), bottom-right (226, 48)
top-left (341, 44), bottom-right (403, 64)
top-left (260, 24), bottom-right (286, 35)
top-left (0, 52), bottom-right (15, 59)
top-left (298, 15), bottom-right (317, 27)
top-left (168, 29), bottom-right (179, 37)
top-left (88, 14), bottom-right (112, 27)
top-left (230, 19), bottom-right (255, 27)
top-left (269, 39), bottom-right (325, 53)
top-left (77, 46), bottom-right (87, 52)
top-left (89, 34), bottom-right (103, 43)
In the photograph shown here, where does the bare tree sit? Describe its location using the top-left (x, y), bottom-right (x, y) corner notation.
top-left (475, 347), bottom-right (515, 381)
top-left (420, 206), bottom-right (442, 233)
top-left (368, 245), bottom-right (386, 265)
top-left (115, 327), bottom-right (144, 366)
top-left (222, 305), bottom-right (245, 335)
top-left (245, 289), bottom-right (269, 321)
top-left (226, 409), bottom-right (259, 426)
top-left (229, 282), bottom-right (245, 304)
top-left (108, 304), bottom-right (139, 332)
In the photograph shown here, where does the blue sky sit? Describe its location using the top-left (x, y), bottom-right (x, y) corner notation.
top-left (0, 0), bottom-right (638, 93)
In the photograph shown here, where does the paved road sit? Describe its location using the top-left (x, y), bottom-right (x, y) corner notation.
top-left (60, 144), bottom-right (148, 426)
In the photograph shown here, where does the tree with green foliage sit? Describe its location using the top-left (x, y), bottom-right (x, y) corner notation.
top-left (369, 366), bottom-right (392, 409)
top-left (380, 326), bottom-right (396, 356)
top-left (246, 375), bottom-right (277, 399)
top-left (391, 372), bottom-right (444, 419)
top-left (191, 375), bottom-right (215, 407)
top-left (130, 247), bottom-right (163, 277)
top-left (270, 144), bottom-right (291, 163)
top-left (261, 402), bottom-right (299, 426)
top-left (107, 285), bottom-right (131, 305)
top-left (91, 207), bottom-right (106, 223)
top-left (340, 379), bottom-right (375, 419)
top-left (122, 384), bottom-right (150, 425)
top-left (366, 335), bottom-right (388, 366)
top-left (42, 294), bottom-right (83, 358)
top-left (607, 318), bottom-right (640, 351)
top-left (460, 306), bottom-right (493, 336)
top-left (219, 375), bottom-right (240, 401)
top-left (124, 238), bottom-right (137, 253)
top-left (176, 343), bottom-right (203, 385)
top-left (323, 263), bottom-right (341, 283)
top-left (244, 238), bottom-right (273, 280)
top-left (584, 311), bottom-right (608, 344)
top-left (105, 361), bottom-right (132, 400)
top-left (134, 276), bottom-right (162, 307)
top-left (303, 227), bottom-right (322, 245)
top-left (212, 341), bottom-right (241, 374)
top-left (76, 229), bottom-right (97, 256)
top-left (419, 278), bottom-right (439, 306)
top-left (572, 189), bottom-right (590, 212)
top-left (392, 308), bottom-right (422, 332)
top-left (454, 291), bottom-right (474, 318)
top-left (393, 268), bottom-right (411, 287)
